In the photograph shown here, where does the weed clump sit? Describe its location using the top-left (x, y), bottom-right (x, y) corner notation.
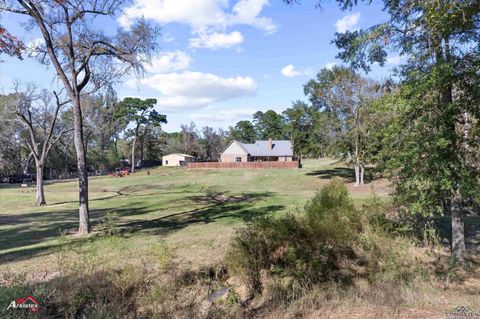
top-left (226, 179), bottom-right (422, 300)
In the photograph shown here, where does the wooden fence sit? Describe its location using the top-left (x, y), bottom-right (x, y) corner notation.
top-left (187, 161), bottom-right (300, 169)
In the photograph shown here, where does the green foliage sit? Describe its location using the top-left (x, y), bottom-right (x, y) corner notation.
top-left (422, 220), bottom-right (441, 248)
top-left (117, 98), bottom-right (167, 128)
top-left (226, 180), bottom-right (418, 294)
top-left (228, 120), bottom-right (257, 143)
top-left (304, 179), bottom-right (360, 247)
top-left (283, 100), bottom-right (327, 157)
top-left (304, 66), bottom-right (383, 168)
top-left (0, 272), bottom-right (43, 319)
top-left (252, 110), bottom-right (288, 140)
top-left (201, 126), bottom-right (228, 161)
top-left (289, 0), bottom-right (480, 262)
top-left (99, 211), bottom-right (120, 237)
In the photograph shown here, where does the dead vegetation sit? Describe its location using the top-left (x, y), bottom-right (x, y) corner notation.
top-left (1, 180), bottom-right (478, 318)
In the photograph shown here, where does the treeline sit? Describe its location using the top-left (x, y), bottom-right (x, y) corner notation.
top-left (1, 69), bottom-right (379, 181)
top-left (0, 89), bottom-right (228, 178)
top-left (0, 88), bottom-right (297, 179)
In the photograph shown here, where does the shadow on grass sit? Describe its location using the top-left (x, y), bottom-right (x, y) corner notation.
top-left (430, 216), bottom-right (480, 249)
top-left (49, 183), bottom-right (200, 206)
top-left (0, 189), bottom-right (279, 265)
top-left (121, 191), bottom-right (280, 236)
top-left (306, 167), bottom-right (355, 182)
top-left (306, 166), bottom-right (378, 184)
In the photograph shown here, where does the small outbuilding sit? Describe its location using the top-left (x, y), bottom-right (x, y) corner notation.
top-left (162, 153), bottom-right (196, 167)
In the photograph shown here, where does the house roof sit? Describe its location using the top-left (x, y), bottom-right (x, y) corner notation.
top-left (224, 140), bottom-right (293, 157)
top-left (163, 153), bottom-right (195, 158)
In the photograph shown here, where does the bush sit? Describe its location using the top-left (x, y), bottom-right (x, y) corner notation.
top-left (226, 179), bottom-right (421, 299)
top-left (99, 211), bottom-right (120, 236)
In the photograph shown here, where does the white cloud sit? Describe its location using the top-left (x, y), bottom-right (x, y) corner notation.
top-left (281, 64), bottom-right (311, 78)
top-left (335, 13), bottom-right (360, 33)
top-left (386, 55), bottom-right (403, 65)
top-left (325, 62), bottom-right (336, 70)
top-left (26, 38), bottom-right (44, 57)
top-left (144, 51), bottom-right (192, 73)
top-left (119, 0), bottom-right (275, 50)
top-left (281, 65), bottom-right (299, 77)
top-left (130, 71), bottom-right (257, 110)
top-left (230, 0), bottom-right (276, 34)
top-left (190, 31), bottom-right (244, 49)
top-left (190, 107), bottom-right (257, 122)
top-left (163, 33), bottom-right (175, 42)
top-left (119, 0), bottom-right (226, 30)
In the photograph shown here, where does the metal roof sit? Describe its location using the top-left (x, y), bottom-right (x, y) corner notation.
top-left (240, 140), bottom-right (293, 157)
top-left (163, 153), bottom-right (195, 158)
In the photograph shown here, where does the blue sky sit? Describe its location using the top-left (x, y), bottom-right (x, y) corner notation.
top-left (0, 0), bottom-right (400, 132)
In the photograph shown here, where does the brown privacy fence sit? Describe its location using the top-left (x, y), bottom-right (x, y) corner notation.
top-left (187, 161), bottom-right (300, 169)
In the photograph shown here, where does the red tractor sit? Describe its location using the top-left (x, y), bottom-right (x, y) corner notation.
top-left (109, 167), bottom-right (130, 178)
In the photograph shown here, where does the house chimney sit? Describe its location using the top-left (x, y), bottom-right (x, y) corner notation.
top-left (268, 138), bottom-right (273, 150)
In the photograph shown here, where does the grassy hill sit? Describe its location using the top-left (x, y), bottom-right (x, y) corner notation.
top-left (0, 159), bottom-right (388, 275)
top-left (1, 159), bottom-right (479, 318)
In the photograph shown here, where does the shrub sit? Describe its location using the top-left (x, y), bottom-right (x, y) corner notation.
top-left (226, 179), bottom-right (421, 300)
top-left (99, 211), bottom-right (120, 236)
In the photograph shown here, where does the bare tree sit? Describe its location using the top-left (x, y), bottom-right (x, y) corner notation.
top-left (1, 0), bottom-right (158, 234)
top-left (11, 84), bottom-right (70, 206)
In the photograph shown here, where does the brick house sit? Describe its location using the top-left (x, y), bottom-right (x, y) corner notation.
top-left (220, 139), bottom-right (294, 162)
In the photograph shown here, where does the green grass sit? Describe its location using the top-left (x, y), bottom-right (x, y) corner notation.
top-left (0, 159), bottom-right (386, 273)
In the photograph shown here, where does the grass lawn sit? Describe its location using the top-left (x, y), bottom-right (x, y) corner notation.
top-left (0, 159), bottom-right (390, 277)
top-left (1, 159), bottom-right (480, 319)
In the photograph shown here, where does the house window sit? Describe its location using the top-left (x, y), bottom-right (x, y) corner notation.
top-left (235, 157), bottom-right (242, 162)
top-left (165, 160), bottom-right (168, 165)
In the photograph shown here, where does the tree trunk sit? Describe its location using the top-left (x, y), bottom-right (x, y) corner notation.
top-left (24, 152), bottom-right (33, 175)
top-left (140, 133), bottom-right (144, 169)
top-left (354, 163), bottom-right (360, 186)
top-left (35, 161), bottom-right (46, 206)
top-left (360, 164), bottom-right (364, 185)
top-left (451, 189), bottom-right (465, 264)
top-left (353, 125), bottom-right (361, 186)
top-left (72, 96), bottom-right (90, 235)
top-left (437, 41), bottom-right (464, 263)
top-left (131, 136), bottom-right (136, 174)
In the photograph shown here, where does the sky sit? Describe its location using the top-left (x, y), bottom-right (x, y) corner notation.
top-left (0, 0), bottom-right (401, 132)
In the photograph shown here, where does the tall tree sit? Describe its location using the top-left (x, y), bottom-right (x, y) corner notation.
top-left (117, 97), bottom-right (167, 173)
top-left (305, 66), bottom-right (379, 185)
top-left (228, 120), bottom-right (257, 143)
top-left (163, 132), bottom-right (184, 155)
top-left (10, 84), bottom-right (70, 206)
top-left (180, 122), bottom-right (204, 157)
top-left (1, 0), bottom-right (158, 234)
top-left (139, 124), bottom-right (166, 163)
top-left (283, 100), bottom-right (314, 157)
top-left (0, 94), bottom-right (24, 177)
top-left (83, 89), bottom-right (125, 173)
top-left (287, 0), bottom-right (480, 262)
top-left (252, 110), bottom-right (287, 140)
top-left (201, 126), bottom-right (227, 161)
